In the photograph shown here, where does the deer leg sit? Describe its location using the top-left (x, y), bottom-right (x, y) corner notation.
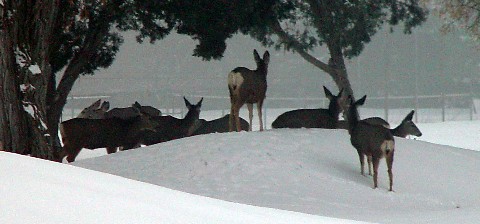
top-left (372, 157), bottom-right (380, 189)
top-left (233, 104), bottom-right (243, 132)
top-left (247, 103), bottom-right (253, 131)
top-left (357, 150), bottom-right (365, 176)
top-left (66, 147), bottom-right (81, 163)
top-left (257, 100), bottom-right (264, 131)
top-left (229, 107), bottom-right (235, 132)
top-left (229, 94), bottom-right (236, 132)
top-left (367, 155), bottom-right (373, 176)
top-left (386, 151), bottom-right (394, 191)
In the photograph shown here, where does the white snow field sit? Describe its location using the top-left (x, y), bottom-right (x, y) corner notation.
top-left (2, 111), bottom-right (480, 223)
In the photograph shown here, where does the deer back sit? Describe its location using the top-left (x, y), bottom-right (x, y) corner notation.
top-left (193, 114), bottom-right (249, 135)
top-left (105, 102), bottom-right (161, 120)
top-left (272, 86), bottom-right (343, 129)
top-left (350, 121), bottom-right (394, 157)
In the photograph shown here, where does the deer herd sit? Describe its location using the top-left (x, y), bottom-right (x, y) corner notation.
top-left (60, 49), bottom-right (423, 191)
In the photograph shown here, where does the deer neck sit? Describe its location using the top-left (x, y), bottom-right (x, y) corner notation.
top-left (327, 102), bottom-right (341, 120)
top-left (390, 123), bottom-right (406, 138)
top-left (346, 106), bottom-right (360, 134)
top-left (255, 66), bottom-right (268, 80)
top-left (182, 110), bottom-right (199, 130)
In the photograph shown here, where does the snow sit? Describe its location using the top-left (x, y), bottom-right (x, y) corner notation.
top-left (2, 112), bottom-right (480, 223)
top-left (28, 64), bottom-right (41, 75)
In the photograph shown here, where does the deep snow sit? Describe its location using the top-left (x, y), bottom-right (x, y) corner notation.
top-left (2, 111), bottom-right (480, 223)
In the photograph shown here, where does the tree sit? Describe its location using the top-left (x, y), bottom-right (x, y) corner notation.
top-left (0, 0), bottom-right (283, 161)
top-left (0, 0), bottom-right (234, 160)
top-left (169, 1), bottom-right (428, 107)
top-left (426, 0), bottom-right (480, 41)
top-left (254, 1), bottom-right (428, 99)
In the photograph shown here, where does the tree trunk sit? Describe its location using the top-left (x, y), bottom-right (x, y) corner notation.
top-left (0, 16), bottom-right (30, 154)
top-left (0, 0), bottom-right (61, 160)
top-left (269, 19), bottom-right (354, 98)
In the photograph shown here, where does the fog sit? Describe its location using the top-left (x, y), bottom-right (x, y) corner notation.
top-left (68, 17), bottom-right (480, 114)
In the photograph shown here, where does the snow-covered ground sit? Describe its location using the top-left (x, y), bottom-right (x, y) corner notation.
top-left (2, 110), bottom-right (480, 223)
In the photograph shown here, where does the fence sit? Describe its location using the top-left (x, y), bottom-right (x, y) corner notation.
top-left (64, 93), bottom-right (477, 129)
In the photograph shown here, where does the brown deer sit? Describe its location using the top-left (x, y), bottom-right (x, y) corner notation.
top-left (346, 95), bottom-right (395, 191)
top-left (271, 86), bottom-right (344, 129)
top-left (77, 99), bottom-right (110, 119)
top-left (60, 103), bottom-right (159, 163)
top-left (192, 114), bottom-right (249, 135)
top-left (338, 110), bottom-right (422, 138)
top-left (140, 97), bottom-right (203, 146)
top-left (105, 102), bottom-right (161, 119)
top-left (228, 49), bottom-right (270, 132)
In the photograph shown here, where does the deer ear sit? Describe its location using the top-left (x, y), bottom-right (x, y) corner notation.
top-left (100, 101), bottom-right (110, 111)
top-left (356, 95), bottom-right (367, 106)
top-left (263, 51), bottom-right (270, 64)
top-left (184, 97), bottom-right (192, 109)
top-left (323, 86), bottom-right (334, 100)
top-left (253, 49), bottom-right (261, 63)
top-left (197, 97), bottom-right (203, 108)
top-left (405, 110), bottom-right (415, 121)
top-left (88, 99), bottom-right (102, 109)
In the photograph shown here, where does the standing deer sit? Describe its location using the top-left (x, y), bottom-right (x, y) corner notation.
top-left (271, 86), bottom-right (344, 129)
top-left (77, 99), bottom-right (110, 119)
top-left (60, 103), bottom-right (159, 163)
top-left (192, 114), bottom-right (249, 135)
top-left (140, 97), bottom-right (203, 146)
top-left (347, 95), bottom-right (395, 191)
top-left (228, 49), bottom-right (270, 132)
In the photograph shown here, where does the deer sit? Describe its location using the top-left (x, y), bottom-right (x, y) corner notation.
top-left (60, 102), bottom-right (159, 163)
top-left (192, 114), bottom-right (249, 135)
top-left (140, 97), bottom-right (203, 146)
top-left (77, 99), bottom-right (161, 120)
top-left (271, 86), bottom-right (344, 129)
top-left (77, 99), bottom-right (110, 119)
top-left (105, 102), bottom-right (162, 119)
top-left (337, 110), bottom-right (422, 138)
top-left (228, 49), bottom-right (270, 132)
top-left (346, 95), bottom-right (395, 191)
top-left (75, 100), bottom-right (162, 153)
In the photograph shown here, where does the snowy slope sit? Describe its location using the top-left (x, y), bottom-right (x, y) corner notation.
top-left (74, 128), bottom-right (480, 224)
top-left (0, 151), bottom-right (369, 224)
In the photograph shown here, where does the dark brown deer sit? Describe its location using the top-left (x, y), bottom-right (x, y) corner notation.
top-left (192, 114), bottom-right (249, 135)
top-left (140, 97), bottom-right (203, 146)
top-left (338, 110), bottom-right (422, 138)
top-left (60, 103), bottom-right (159, 163)
top-left (77, 99), bottom-right (110, 119)
top-left (347, 95), bottom-right (395, 191)
top-left (271, 86), bottom-right (344, 129)
top-left (228, 49), bottom-right (270, 132)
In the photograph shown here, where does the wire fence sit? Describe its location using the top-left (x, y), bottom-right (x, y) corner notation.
top-left (64, 93), bottom-right (478, 129)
